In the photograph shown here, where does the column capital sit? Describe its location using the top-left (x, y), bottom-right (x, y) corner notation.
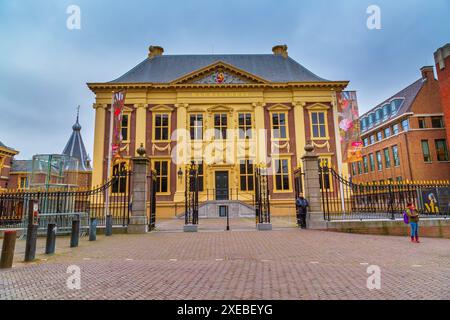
top-left (93, 103), bottom-right (107, 110)
top-left (175, 103), bottom-right (189, 109)
top-left (134, 103), bottom-right (147, 109)
top-left (252, 102), bottom-right (266, 108)
top-left (293, 101), bottom-right (307, 108)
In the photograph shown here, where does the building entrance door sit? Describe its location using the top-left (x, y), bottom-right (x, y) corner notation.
top-left (215, 171), bottom-right (229, 200)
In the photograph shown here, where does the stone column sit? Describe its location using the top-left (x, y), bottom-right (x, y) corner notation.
top-left (92, 103), bottom-right (106, 187)
top-left (253, 102), bottom-right (267, 165)
top-left (127, 145), bottom-right (149, 234)
top-left (301, 144), bottom-right (322, 214)
top-left (293, 101), bottom-right (306, 166)
top-left (134, 103), bottom-right (147, 156)
top-left (174, 103), bottom-right (188, 203)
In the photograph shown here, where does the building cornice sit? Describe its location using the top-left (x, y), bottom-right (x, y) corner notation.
top-left (87, 81), bottom-right (349, 92)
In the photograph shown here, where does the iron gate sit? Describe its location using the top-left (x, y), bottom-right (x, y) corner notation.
top-left (293, 167), bottom-right (304, 199)
top-left (147, 169), bottom-right (157, 230)
top-left (0, 170), bottom-right (132, 229)
top-left (254, 167), bottom-right (270, 224)
top-left (319, 165), bottom-right (450, 221)
top-left (185, 163), bottom-right (199, 225)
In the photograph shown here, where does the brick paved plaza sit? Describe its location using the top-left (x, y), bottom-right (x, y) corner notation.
top-left (1, 218), bottom-right (450, 300)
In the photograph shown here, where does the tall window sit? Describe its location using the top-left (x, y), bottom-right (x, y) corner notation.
top-left (376, 151), bottom-right (382, 171)
top-left (272, 112), bottom-right (288, 139)
top-left (369, 153), bottom-right (375, 172)
top-left (370, 135), bottom-right (375, 145)
top-left (311, 111), bottom-right (327, 139)
top-left (112, 162), bottom-right (127, 194)
top-left (435, 139), bottom-right (449, 161)
top-left (363, 138), bottom-right (369, 147)
top-left (154, 160), bottom-right (169, 193)
top-left (392, 124), bottom-right (400, 135)
top-left (154, 113), bottom-right (170, 141)
top-left (239, 159), bottom-right (254, 191)
top-left (121, 114), bottom-right (129, 141)
top-left (351, 162), bottom-right (357, 176)
top-left (274, 158), bottom-right (290, 191)
top-left (363, 156), bottom-right (368, 173)
top-left (357, 161), bottom-right (362, 175)
top-left (431, 117), bottom-right (444, 128)
top-left (238, 113), bottom-right (252, 139)
top-left (401, 119), bottom-right (409, 132)
top-left (189, 114), bottom-right (203, 140)
top-left (214, 113), bottom-right (227, 139)
top-left (392, 145), bottom-right (400, 166)
top-left (377, 131), bottom-right (383, 142)
top-left (384, 127), bottom-right (391, 138)
top-left (421, 140), bottom-right (431, 162)
top-left (19, 176), bottom-right (28, 189)
top-left (384, 148), bottom-right (391, 168)
top-left (418, 117), bottom-right (426, 129)
top-left (191, 161), bottom-right (204, 191)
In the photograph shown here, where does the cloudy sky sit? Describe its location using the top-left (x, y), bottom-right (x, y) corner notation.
top-left (0, 0), bottom-right (448, 159)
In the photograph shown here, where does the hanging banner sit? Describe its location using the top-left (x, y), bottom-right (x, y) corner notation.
top-left (337, 91), bottom-right (362, 163)
top-left (111, 91), bottom-right (126, 160)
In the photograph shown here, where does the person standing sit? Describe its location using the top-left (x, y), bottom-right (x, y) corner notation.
top-left (296, 193), bottom-right (309, 229)
top-left (406, 202), bottom-right (420, 243)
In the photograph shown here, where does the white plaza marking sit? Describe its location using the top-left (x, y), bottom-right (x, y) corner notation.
top-left (125, 258), bottom-right (133, 261)
top-left (169, 259), bottom-right (178, 262)
top-left (83, 258), bottom-right (91, 260)
top-left (360, 262), bottom-right (369, 265)
top-left (310, 261), bottom-right (319, 264)
top-left (215, 259), bottom-right (223, 261)
top-left (412, 265), bottom-right (422, 268)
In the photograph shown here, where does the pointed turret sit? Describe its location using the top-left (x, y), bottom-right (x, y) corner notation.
top-left (62, 107), bottom-right (92, 171)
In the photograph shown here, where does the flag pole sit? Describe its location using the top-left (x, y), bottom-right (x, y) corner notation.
top-left (105, 91), bottom-right (115, 221)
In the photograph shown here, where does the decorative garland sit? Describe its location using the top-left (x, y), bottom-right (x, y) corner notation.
top-left (312, 141), bottom-right (330, 152)
top-left (152, 143), bottom-right (171, 155)
top-left (271, 141), bottom-right (290, 153)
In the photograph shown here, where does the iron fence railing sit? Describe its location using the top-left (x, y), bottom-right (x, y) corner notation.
top-left (320, 165), bottom-right (450, 221)
top-left (0, 172), bottom-right (132, 230)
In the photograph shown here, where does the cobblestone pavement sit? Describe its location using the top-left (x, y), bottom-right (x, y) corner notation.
top-left (1, 218), bottom-right (450, 300)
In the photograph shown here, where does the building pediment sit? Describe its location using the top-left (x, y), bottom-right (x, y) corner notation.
top-left (171, 61), bottom-right (269, 85)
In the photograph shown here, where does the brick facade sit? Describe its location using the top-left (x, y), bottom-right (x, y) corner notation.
top-left (352, 66), bottom-right (450, 183)
top-left (434, 44), bottom-right (450, 145)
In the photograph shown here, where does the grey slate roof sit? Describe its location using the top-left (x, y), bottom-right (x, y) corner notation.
top-left (62, 115), bottom-right (92, 171)
top-left (359, 78), bottom-right (424, 132)
top-left (110, 54), bottom-right (330, 83)
top-left (11, 160), bottom-right (32, 173)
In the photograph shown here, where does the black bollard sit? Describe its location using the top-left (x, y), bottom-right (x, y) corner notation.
top-left (24, 200), bottom-right (39, 262)
top-left (105, 215), bottom-right (113, 236)
top-left (1, 230), bottom-right (17, 269)
top-left (45, 223), bottom-right (57, 254)
top-left (70, 218), bottom-right (80, 248)
top-left (89, 218), bottom-right (97, 241)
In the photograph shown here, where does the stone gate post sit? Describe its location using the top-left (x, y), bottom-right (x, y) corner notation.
top-left (127, 144), bottom-right (149, 234)
top-left (301, 144), bottom-right (322, 226)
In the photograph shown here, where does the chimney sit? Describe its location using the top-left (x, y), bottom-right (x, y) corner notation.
top-left (420, 66), bottom-right (434, 81)
top-left (434, 43), bottom-right (450, 70)
top-left (148, 45), bottom-right (164, 58)
top-left (272, 45), bottom-right (288, 58)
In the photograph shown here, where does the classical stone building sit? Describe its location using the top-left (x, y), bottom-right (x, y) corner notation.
top-left (88, 45), bottom-right (349, 218)
top-left (351, 66), bottom-right (450, 183)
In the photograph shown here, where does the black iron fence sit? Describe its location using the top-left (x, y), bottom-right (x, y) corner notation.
top-left (147, 170), bottom-right (157, 230)
top-left (320, 165), bottom-right (450, 221)
top-left (255, 167), bottom-right (270, 224)
top-left (185, 164), bottom-right (199, 225)
top-left (0, 171), bottom-right (132, 229)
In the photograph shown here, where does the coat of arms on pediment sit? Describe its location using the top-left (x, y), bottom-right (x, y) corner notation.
top-left (171, 62), bottom-right (268, 85)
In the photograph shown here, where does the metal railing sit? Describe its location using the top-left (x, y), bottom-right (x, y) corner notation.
top-left (320, 165), bottom-right (450, 221)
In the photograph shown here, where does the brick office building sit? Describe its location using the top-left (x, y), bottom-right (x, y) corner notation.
top-left (350, 66), bottom-right (450, 183)
top-left (434, 44), bottom-right (450, 144)
top-left (0, 141), bottom-right (19, 190)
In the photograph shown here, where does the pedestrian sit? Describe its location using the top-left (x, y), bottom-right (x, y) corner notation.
top-left (406, 202), bottom-right (420, 243)
top-left (296, 193), bottom-right (309, 229)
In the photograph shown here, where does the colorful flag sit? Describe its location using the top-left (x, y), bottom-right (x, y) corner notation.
top-left (337, 91), bottom-right (363, 163)
top-left (111, 91), bottom-right (126, 160)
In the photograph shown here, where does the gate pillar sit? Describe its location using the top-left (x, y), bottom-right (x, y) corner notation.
top-left (128, 145), bottom-right (149, 234)
top-left (301, 144), bottom-right (322, 215)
